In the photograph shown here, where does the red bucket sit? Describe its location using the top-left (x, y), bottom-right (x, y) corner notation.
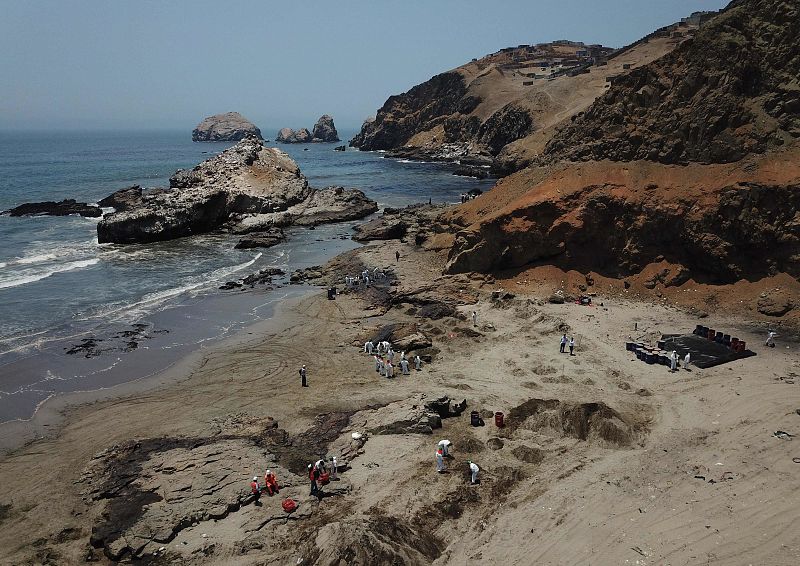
top-left (282, 498), bottom-right (297, 513)
top-left (494, 411), bottom-right (505, 428)
top-left (319, 472), bottom-right (330, 485)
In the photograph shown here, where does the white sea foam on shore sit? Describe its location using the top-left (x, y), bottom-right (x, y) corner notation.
top-left (0, 258), bottom-right (100, 290)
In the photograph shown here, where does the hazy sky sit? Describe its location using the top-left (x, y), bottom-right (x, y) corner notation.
top-left (0, 0), bottom-right (728, 132)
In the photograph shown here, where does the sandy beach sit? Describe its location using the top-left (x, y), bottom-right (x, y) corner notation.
top-left (0, 237), bottom-right (797, 565)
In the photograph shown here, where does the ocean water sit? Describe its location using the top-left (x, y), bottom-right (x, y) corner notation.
top-left (0, 129), bottom-right (492, 422)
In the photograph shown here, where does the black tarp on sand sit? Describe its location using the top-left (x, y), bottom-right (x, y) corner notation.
top-left (660, 334), bottom-right (756, 369)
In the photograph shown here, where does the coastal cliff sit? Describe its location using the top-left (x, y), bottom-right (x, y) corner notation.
top-left (443, 0), bottom-right (800, 297)
top-left (348, 36), bottom-right (692, 170)
top-left (97, 136), bottom-right (376, 244)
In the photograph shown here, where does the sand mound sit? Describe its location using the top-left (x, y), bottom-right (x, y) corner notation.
top-left (313, 515), bottom-right (444, 565)
top-left (505, 398), bottom-right (640, 446)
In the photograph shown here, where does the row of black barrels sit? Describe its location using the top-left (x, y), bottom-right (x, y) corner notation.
top-left (693, 325), bottom-right (746, 352)
top-left (625, 342), bottom-right (674, 366)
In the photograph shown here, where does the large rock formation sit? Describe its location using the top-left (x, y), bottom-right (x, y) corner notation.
top-left (311, 114), bottom-right (340, 142)
top-left (97, 136), bottom-right (376, 244)
top-left (192, 112), bottom-right (263, 142)
top-left (276, 127), bottom-right (312, 144)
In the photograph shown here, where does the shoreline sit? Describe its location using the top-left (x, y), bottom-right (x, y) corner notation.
top-left (0, 288), bottom-right (314, 456)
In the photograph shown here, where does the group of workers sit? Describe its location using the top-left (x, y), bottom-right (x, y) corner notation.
top-left (364, 340), bottom-right (423, 378)
top-left (308, 456), bottom-right (338, 496)
top-left (559, 334), bottom-right (576, 355)
top-left (435, 439), bottom-right (480, 484)
top-left (250, 470), bottom-right (280, 503)
top-left (344, 267), bottom-right (387, 290)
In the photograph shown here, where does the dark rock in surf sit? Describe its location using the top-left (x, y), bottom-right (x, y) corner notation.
top-left (3, 199), bottom-right (101, 218)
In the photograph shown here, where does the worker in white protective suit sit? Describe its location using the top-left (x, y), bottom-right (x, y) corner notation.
top-left (468, 460), bottom-right (480, 484)
top-left (765, 331), bottom-right (777, 347)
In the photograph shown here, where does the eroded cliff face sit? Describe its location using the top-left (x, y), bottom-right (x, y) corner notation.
top-left (442, 0), bottom-right (800, 295)
top-left (350, 71), bottom-right (470, 151)
top-left (542, 0), bottom-right (800, 165)
top-left (444, 154), bottom-right (800, 283)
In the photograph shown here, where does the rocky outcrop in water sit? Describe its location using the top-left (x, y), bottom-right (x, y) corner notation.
top-left (234, 227), bottom-right (286, 249)
top-left (97, 186), bottom-right (144, 212)
top-left (276, 127), bottom-right (312, 144)
top-left (311, 115), bottom-right (340, 142)
top-left (192, 112), bottom-right (263, 142)
top-left (96, 136), bottom-right (376, 244)
top-left (3, 199), bottom-right (101, 218)
top-left (276, 115), bottom-right (341, 144)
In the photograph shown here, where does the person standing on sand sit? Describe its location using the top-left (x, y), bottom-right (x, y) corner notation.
top-left (308, 464), bottom-right (319, 496)
top-left (670, 351), bottom-right (678, 372)
top-left (251, 476), bottom-right (261, 503)
top-left (560, 334), bottom-right (567, 353)
top-left (374, 355), bottom-right (381, 372)
top-left (386, 361), bottom-right (394, 378)
top-left (468, 461), bottom-right (480, 484)
top-left (414, 355), bottom-right (422, 371)
top-left (569, 337), bottom-right (575, 355)
top-left (400, 358), bottom-right (410, 375)
top-left (300, 365), bottom-right (308, 387)
top-left (330, 456), bottom-right (338, 480)
top-left (395, 250), bottom-right (400, 262)
top-left (472, 311), bottom-right (478, 327)
top-left (365, 340), bottom-right (374, 354)
top-left (436, 448), bottom-right (445, 472)
top-left (684, 352), bottom-right (691, 369)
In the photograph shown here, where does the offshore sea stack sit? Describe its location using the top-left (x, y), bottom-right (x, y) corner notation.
top-left (97, 136), bottom-right (376, 244)
top-left (276, 115), bottom-right (340, 143)
top-left (444, 0), bottom-right (800, 289)
top-left (192, 112), bottom-right (263, 142)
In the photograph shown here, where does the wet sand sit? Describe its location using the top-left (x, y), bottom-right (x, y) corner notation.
top-left (0, 240), bottom-right (798, 565)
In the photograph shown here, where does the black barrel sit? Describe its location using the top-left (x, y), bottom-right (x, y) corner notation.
top-left (470, 411), bottom-right (481, 427)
